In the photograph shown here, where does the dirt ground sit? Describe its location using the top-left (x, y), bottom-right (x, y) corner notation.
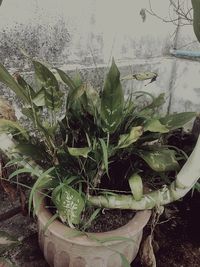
top-left (132, 192), bottom-right (200, 267)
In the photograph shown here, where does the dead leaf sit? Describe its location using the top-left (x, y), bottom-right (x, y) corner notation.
top-left (140, 235), bottom-right (156, 267)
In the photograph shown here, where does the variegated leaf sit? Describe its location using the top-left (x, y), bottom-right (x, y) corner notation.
top-left (118, 126), bottom-right (143, 148)
top-left (52, 185), bottom-right (85, 225)
top-left (139, 149), bottom-right (179, 172)
top-left (100, 59), bottom-right (124, 133)
top-left (144, 119), bottom-right (169, 133)
top-left (33, 61), bottom-right (63, 110)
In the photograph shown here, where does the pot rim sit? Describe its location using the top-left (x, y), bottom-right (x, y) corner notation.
top-left (34, 191), bottom-right (151, 246)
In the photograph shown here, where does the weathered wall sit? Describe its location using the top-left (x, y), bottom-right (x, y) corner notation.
top-left (0, 0), bottom-right (200, 115)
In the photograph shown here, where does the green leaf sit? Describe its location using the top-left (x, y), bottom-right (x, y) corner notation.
top-left (142, 93), bottom-right (165, 111)
top-left (99, 138), bottom-right (109, 175)
top-left (0, 231), bottom-right (20, 254)
top-left (55, 68), bottom-right (76, 90)
top-left (118, 126), bottom-right (143, 148)
top-left (144, 119), bottom-right (169, 133)
top-left (68, 147), bottom-right (91, 158)
top-left (84, 83), bottom-right (100, 115)
top-left (192, 0), bottom-right (200, 43)
top-left (0, 119), bottom-right (28, 140)
top-left (82, 208), bottom-right (101, 231)
top-left (14, 73), bottom-right (36, 98)
top-left (139, 148), bottom-right (179, 172)
top-left (33, 61), bottom-right (63, 110)
top-left (29, 167), bottom-right (55, 213)
top-left (52, 184), bottom-right (85, 225)
top-left (43, 213), bottom-right (59, 233)
top-left (9, 167), bottom-right (38, 180)
top-left (100, 58), bottom-right (124, 133)
top-left (160, 112), bottom-right (196, 130)
top-left (0, 1), bottom-right (3, 6)
top-left (0, 64), bottom-right (29, 103)
top-left (67, 83), bottom-right (86, 112)
top-left (32, 87), bottom-right (46, 106)
top-left (129, 173), bottom-right (143, 201)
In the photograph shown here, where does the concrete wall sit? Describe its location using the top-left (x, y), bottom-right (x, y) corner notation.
top-left (0, 0), bottom-right (200, 115)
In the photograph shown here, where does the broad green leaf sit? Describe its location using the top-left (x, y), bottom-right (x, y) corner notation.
top-left (33, 61), bottom-right (63, 110)
top-left (72, 70), bottom-right (83, 88)
top-left (55, 68), bottom-right (76, 90)
top-left (0, 1), bottom-right (3, 6)
top-left (139, 149), bottom-right (179, 172)
top-left (192, 0), bottom-right (200, 43)
top-left (68, 147), bottom-right (91, 158)
top-left (118, 126), bottom-right (143, 148)
top-left (100, 58), bottom-right (124, 133)
top-left (141, 93), bottom-right (165, 112)
top-left (121, 71), bottom-right (157, 81)
top-left (99, 138), bottom-right (109, 175)
top-left (14, 73), bottom-right (35, 98)
top-left (160, 112), bottom-right (196, 130)
top-left (52, 184), bottom-right (85, 225)
top-left (0, 119), bottom-right (28, 140)
top-left (0, 231), bottom-right (20, 254)
top-left (84, 83), bottom-right (100, 115)
top-left (129, 173), bottom-right (143, 201)
top-left (32, 87), bottom-right (46, 106)
top-left (0, 64), bottom-right (29, 103)
top-left (144, 119), bottom-right (169, 133)
top-left (67, 83), bottom-right (86, 112)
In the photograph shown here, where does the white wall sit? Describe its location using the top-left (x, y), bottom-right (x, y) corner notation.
top-left (0, 0), bottom-right (200, 114)
top-left (0, 0), bottom-right (176, 66)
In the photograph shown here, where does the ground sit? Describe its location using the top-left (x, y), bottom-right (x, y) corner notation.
top-left (0, 188), bottom-right (200, 267)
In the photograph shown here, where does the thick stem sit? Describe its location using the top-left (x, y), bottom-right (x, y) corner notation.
top-left (88, 135), bottom-right (200, 210)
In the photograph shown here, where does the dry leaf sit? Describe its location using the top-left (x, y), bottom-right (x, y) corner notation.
top-left (140, 235), bottom-right (156, 267)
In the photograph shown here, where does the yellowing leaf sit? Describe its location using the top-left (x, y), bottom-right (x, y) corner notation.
top-left (68, 147), bottom-right (91, 158)
top-left (118, 126), bottom-right (143, 148)
top-left (144, 119), bottom-right (169, 133)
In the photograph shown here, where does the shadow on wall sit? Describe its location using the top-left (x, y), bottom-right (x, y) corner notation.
top-left (0, 19), bottom-right (70, 70)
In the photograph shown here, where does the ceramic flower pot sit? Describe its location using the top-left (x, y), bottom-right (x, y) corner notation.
top-left (35, 193), bottom-right (151, 267)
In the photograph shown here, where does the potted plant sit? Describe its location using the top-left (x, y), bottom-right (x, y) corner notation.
top-left (0, 57), bottom-right (199, 267)
top-left (0, 1), bottom-right (200, 266)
